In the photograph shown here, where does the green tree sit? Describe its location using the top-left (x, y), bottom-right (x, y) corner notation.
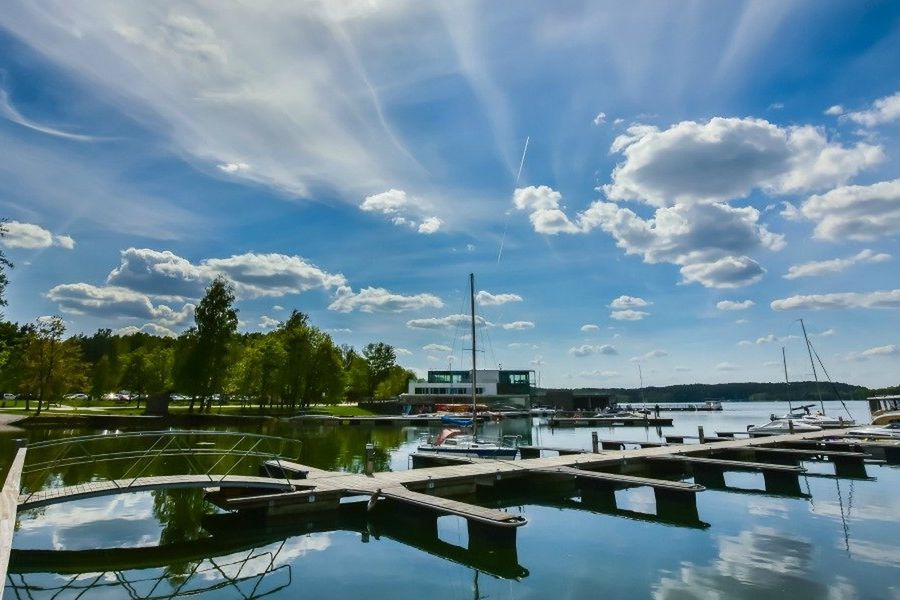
top-left (0, 219), bottom-right (13, 316)
top-left (20, 316), bottom-right (86, 414)
top-left (344, 350), bottom-right (371, 402)
top-left (363, 342), bottom-right (396, 395)
top-left (374, 365), bottom-right (416, 400)
top-left (193, 277), bottom-right (238, 411)
top-left (277, 311), bottom-right (314, 411)
top-left (90, 354), bottom-right (115, 402)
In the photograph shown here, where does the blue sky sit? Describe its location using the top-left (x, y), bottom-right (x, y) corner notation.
top-left (1, 1), bottom-right (899, 388)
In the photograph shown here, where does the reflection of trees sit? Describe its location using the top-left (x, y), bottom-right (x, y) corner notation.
top-left (152, 489), bottom-right (215, 584)
top-left (652, 526), bottom-right (852, 599)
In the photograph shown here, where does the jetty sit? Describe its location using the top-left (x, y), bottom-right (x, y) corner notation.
top-left (3, 427), bottom-right (899, 588)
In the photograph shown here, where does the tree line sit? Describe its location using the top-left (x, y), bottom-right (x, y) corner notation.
top-left (0, 277), bottom-right (416, 413)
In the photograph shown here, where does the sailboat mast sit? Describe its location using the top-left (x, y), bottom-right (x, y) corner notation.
top-left (799, 318), bottom-right (824, 413)
top-left (469, 273), bottom-right (477, 422)
top-left (782, 346), bottom-right (792, 413)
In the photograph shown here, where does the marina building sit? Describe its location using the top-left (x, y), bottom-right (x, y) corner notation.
top-left (402, 369), bottom-right (535, 410)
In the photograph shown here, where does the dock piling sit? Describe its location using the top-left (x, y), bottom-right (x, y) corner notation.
top-left (591, 432), bottom-right (599, 454)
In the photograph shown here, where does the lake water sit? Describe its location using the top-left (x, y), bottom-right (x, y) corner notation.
top-left (3, 401), bottom-right (898, 599)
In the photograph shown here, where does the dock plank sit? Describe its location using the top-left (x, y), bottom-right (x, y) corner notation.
top-left (532, 466), bottom-right (704, 492)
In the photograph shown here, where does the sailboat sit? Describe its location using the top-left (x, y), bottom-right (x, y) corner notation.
top-left (417, 274), bottom-right (519, 459)
top-left (779, 321), bottom-right (854, 427)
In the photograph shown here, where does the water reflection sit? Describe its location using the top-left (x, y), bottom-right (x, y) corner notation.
top-left (653, 527), bottom-right (854, 599)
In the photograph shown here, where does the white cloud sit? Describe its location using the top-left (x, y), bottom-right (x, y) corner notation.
top-left (0, 6), bottom-right (448, 202)
top-left (114, 323), bottom-right (177, 337)
top-left (107, 248), bottom-right (347, 300)
top-left (46, 283), bottom-right (194, 326)
top-left (512, 186), bottom-right (581, 235)
top-left (217, 162), bottom-right (249, 174)
top-left (679, 256), bottom-right (766, 288)
top-left (417, 216), bottom-right (442, 234)
top-left (1, 220), bottom-right (76, 250)
top-left (475, 290), bottom-right (523, 306)
top-left (800, 179), bottom-right (900, 241)
top-left (848, 345), bottom-right (899, 361)
top-left (508, 117), bottom-right (877, 289)
top-left (609, 295), bottom-right (650, 309)
top-left (603, 118), bottom-right (882, 207)
top-left (610, 309), bottom-right (649, 321)
top-left (272, 305), bottom-right (285, 312)
top-left (361, 189), bottom-right (409, 214)
top-left (755, 334), bottom-right (776, 344)
top-left (824, 105), bottom-right (844, 116)
top-left (845, 91), bottom-right (900, 127)
top-left (423, 343), bottom-right (451, 353)
top-left (395, 348), bottom-right (413, 356)
top-left (0, 88), bottom-right (98, 142)
top-left (517, 188), bottom-right (784, 288)
top-left (579, 370), bottom-right (618, 378)
top-left (569, 344), bottom-right (618, 357)
top-left (716, 361), bottom-right (740, 371)
top-left (593, 111), bottom-right (607, 125)
top-left (502, 320), bottom-right (534, 330)
top-left (328, 286), bottom-right (443, 313)
top-left (258, 315), bottom-right (280, 329)
top-left (784, 249), bottom-right (890, 279)
top-left (630, 349), bottom-right (667, 361)
top-left (819, 328), bottom-right (836, 336)
top-left (737, 340), bottom-right (753, 347)
top-left (406, 314), bottom-right (490, 329)
top-left (736, 318), bottom-right (749, 324)
top-left (580, 324), bottom-right (600, 332)
top-left (717, 299), bottom-right (755, 311)
top-left (507, 342), bottom-right (538, 350)
top-left (361, 189), bottom-right (441, 234)
top-left (771, 289), bottom-right (900, 311)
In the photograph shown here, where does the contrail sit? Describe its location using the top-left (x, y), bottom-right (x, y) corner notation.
top-left (497, 136), bottom-right (530, 264)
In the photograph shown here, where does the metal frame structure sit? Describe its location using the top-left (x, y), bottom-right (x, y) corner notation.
top-left (19, 431), bottom-right (302, 506)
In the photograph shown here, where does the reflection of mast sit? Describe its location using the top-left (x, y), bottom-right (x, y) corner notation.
top-left (836, 477), bottom-right (851, 554)
top-left (799, 319), bottom-right (824, 413)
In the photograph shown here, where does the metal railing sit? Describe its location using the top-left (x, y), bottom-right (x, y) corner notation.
top-left (19, 430), bottom-right (302, 505)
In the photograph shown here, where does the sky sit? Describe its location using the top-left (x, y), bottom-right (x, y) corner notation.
top-left (0, 1), bottom-right (899, 388)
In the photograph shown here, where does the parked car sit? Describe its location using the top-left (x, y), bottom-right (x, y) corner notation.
top-left (2, 393), bottom-right (16, 401)
top-left (64, 393), bottom-right (89, 400)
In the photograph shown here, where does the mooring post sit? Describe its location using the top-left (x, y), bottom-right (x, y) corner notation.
top-left (591, 431), bottom-right (599, 453)
top-left (697, 426), bottom-right (705, 444)
top-left (788, 419), bottom-right (794, 434)
top-left (365, 443), bottom-right (375, 475)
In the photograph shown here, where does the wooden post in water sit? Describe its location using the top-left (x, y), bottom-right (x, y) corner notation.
top-left (591, 432), bottom-right (599, 453)
top-left (698, 426), bottom-right (705, 444)
top-left (365, 443), bottom-right (375, 475)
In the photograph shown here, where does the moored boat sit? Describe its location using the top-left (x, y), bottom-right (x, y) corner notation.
top-left (747, 419), bottom-right (822, 436)
top-left (846, 422), bottom-right (900, 440)
top-left (418, 428), bottom-right (519, 458)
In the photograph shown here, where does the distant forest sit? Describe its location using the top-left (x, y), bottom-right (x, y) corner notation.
top-left (549, 381), bottom-right (875, 404)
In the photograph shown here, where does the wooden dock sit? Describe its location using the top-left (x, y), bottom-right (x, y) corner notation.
top-left (548, 416), bottom-right (674, 427)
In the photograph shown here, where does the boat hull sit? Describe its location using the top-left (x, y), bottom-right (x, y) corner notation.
top-left (416, 445), bottom-right (518, 459)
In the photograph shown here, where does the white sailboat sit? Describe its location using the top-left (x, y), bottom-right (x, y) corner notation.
top-left (417, 274), bottom-right (518, 459)
top-left (777, 342), bottom-right (854, 427)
